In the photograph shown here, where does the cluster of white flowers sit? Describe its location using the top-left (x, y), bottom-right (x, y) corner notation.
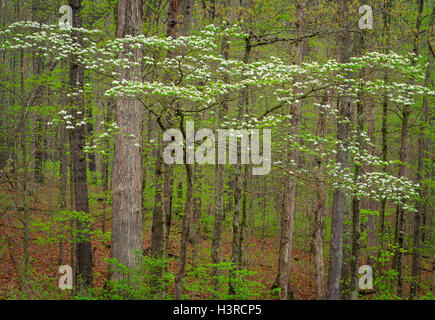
top-left (83, 121), bottom-right (120, 156)
top-left (47, 110), bottom-right (89, 130)
top-left (1, 21), bottom-right (430, 212)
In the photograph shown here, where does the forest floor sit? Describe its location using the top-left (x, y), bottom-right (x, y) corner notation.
top-left (0, 181), bottom-right (432, 299)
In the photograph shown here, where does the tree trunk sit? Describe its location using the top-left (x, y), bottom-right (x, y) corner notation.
top-left (229, 34), bottom-right (251, 295)
top-left (312, 93), bottom-right (330, 300)
top-left (378, 1), bottom-right (392, 255)
top-left (174, 160), bottom-right (193, 299)
top-left (410, 4), bottom-right (433, 300)
top-left (59, 123), bottom-right (68, 265)
top-left (393, 105), bottom-right (410, 298)
top-left (190, 164), bottom-right (202, 267)
top-left (150, 131), bottom-right (171, 297)
top-left (171, 0), bottom-right (195, 300)
top-left (379, 90), bottom-right (388, 253)
top-left (261, 176), bottom-right (267, 266)
top-left (349, 25), bottom-right (366, 300)
top-left (327, 0), bottom-right (352, 300)
top-left (101, 101), bottom-right (113, 234)
top-left (350, 95), bottom-right (364, 300)
top-left (395, 0), bottom-right (424, 297)
top-left (86, 105), bottom-right (96, 172)
top-left (366, 100), bottom-right (376, 266)
top-left (278, 0), bottom-right (305, 300)
top-left (68, 0), bottom-right (93, 295)
top-left (210, 34), bottom-right (228, 293)
top-left (18, 29), bottom-right (30, 296)
top-left (111, 0), bottom-right (144, 291)
top-left (31, 0), bottom-right (44, 184)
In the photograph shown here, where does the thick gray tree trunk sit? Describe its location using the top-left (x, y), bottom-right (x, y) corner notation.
top-left (111, 0), bottom-right (144, 291)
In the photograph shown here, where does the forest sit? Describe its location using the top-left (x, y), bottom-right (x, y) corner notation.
top-left (0, 0), bottom-right (433, 301)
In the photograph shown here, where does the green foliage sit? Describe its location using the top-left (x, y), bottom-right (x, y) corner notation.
top-left (31, 209), bottom-right (110, 245)
top-left (372, 246), bottom-right (401, 300)
top-left (420, 291), bottom-right (435, 300)
top-left (76, 254), bottom-right (174, 300)
top-left (0, 0), bottom-right (433, 301)
top-left (184, 260), bottom-right (268, 300)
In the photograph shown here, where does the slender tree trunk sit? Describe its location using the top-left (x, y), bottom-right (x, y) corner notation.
top-left (366, 100), bottom-right (376, 266)
top-left (410, 4), bottom-right (433, 299)
top-left (163, 169), bottom-right (174, 255)
top-left (350, 93), bottom-right (364, 300)
top-left (31, 0), bottom-right (44, 184)
top-left (278, 0), bottom-right (305, 300)
top-left (278, 110), bottom-right (299, 300)
top-left (59, 123), bottom-right (67, 265)
top-left (379, 91), bottom-right (388, 252)
top-left (102, 100), bottom-right (113, 234)
top-left (150, 131), bottom-right (169, 297)
top-left (349, 25), bottom-right (367, 300)
top-left (229, 34), bottom-right (251, 295)
top-left (151, 131), bottom-right (165, 259)
top-left (394, 0), bottom-right (424, 297)
top-left (172, 0), bottom-right (195, 299)
top-left (211, 159), bottom-right (225, 292)
top-left (378, 0), bottom-right (391, 251)
top-left (174, 160), bottom-right (193, 299)
top-left (229, 160), bottom-right (243, 295)
top-left (18, 35), bottom-right (30, 297)
top-left (210, 30), bottom-right (229, 294)
top-left (242, 169), bottom-right (254, 269)
top-left (191, 164), bottom-right (202, 267)
top-left (86, 106), bottom-right (96, 173)
top-left (261, 176), bottom-right (267, 266)
top-left (313, 93), bottom-right (330, 300)
top-left (327, 0), bottom-right (352, 300)
top-left (394, 106), bottom-right (409, 298)
top-left (68, 132), bottom-right (76, 287)
top-left (68, 0), bottom-right (93, 295)
top-left (0, 0), bottom-right (7, 171)
top-left (238, 165), bottom-right (248, 268)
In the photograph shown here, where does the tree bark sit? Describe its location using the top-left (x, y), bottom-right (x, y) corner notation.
top-left (378, 0), bottom-right (392, 256)
top-left (68, 0), bottom-right (93, 295)
top-left (59, 123), bottom-right (67, 265)
top-left (171, 0), bottom-right (195, 300)
top-left (350, 94), bottom-right (364, 300)
top-left (327, 0), bottom-right (352, 300)
top-left (395, 0), bottom-right (424, 297)
top-left (366, 100), bottom-right (376, 266)
top-left (312, 93), bottom-right (330, 300)
top-left (277, 0), bottom-right (305, 300)
top-left (210, 34), bottom-right (229, 295)
top-left (111, 0), bottom-right (144, 291)
top-left (410, 4), bottom-right (433, 300)
top-left (349, 24), bottom-right (366, 300)
top-left (229, 33), bottom-right (251, 296)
